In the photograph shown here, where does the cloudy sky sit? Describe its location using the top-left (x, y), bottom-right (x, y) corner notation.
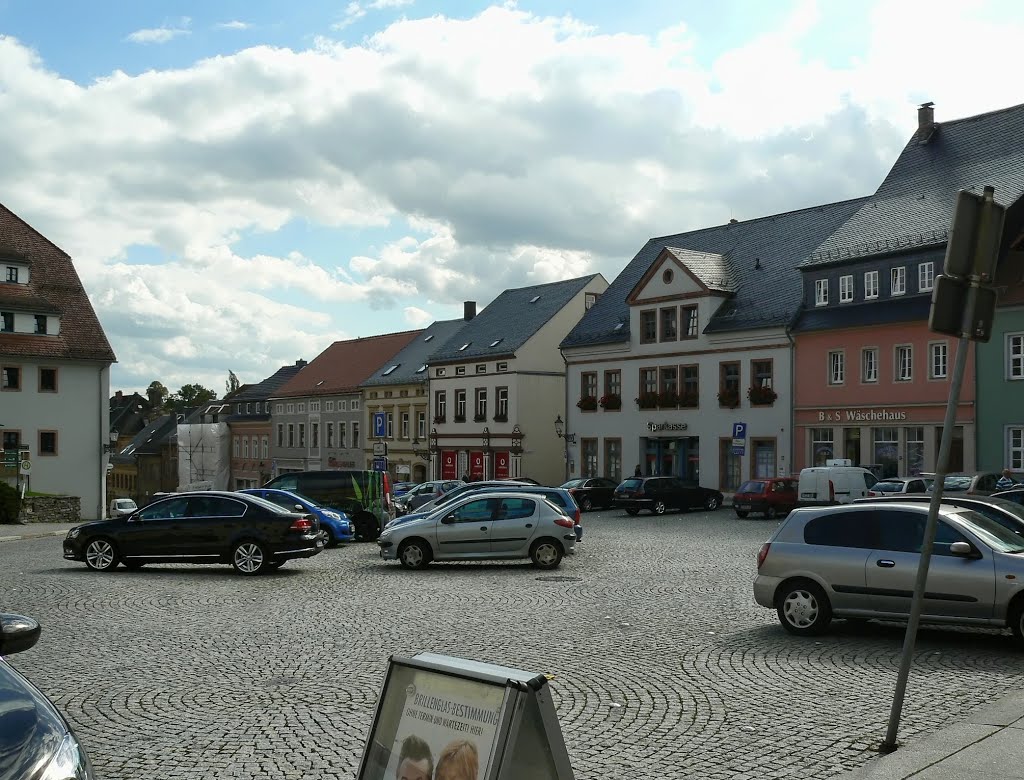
top-left (1, 0), bottom-right (1020, 395)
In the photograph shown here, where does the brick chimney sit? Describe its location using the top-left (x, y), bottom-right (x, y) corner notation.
top-left (464, 301), bottom-right (477, 321)
top-left (917, 102), bottom-right (937, 144)
top-left (295, 359), bottom-right (307, 367)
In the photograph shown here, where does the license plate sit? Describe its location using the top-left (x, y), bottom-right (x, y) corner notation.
top-left (800, 492), bottom-right (814, 498)
top-left (736, 504), bottom-right (749, 510)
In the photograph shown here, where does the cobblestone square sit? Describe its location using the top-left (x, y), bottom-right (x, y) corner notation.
top-left (3, 510), bottom-right (1023, 779)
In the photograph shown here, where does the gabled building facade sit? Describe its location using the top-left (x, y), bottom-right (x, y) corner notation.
top-left (226, 359), bottom-right (307, 489)
top-left (1, 203), bottom-right (117, 519)
top-left (361, 318), bottom-right (469, 484)
top-left (560, 201), bottom-right (865, 491)
top-left (792, 103), bottom-right (1024, 477)
top-left (109, 414), bottom-right (179, 507)
top-left (427, 275), bottom-right (608, 487)
top-left (269, 331), bottom-right (421, 474)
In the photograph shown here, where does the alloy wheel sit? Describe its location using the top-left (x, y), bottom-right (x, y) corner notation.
top-left (233, 543), bottom-right (265, 574)
top-left (86, 540), bottom-right (116, 571)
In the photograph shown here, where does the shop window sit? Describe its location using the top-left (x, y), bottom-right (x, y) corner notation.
top-left (811, 428), bottom-right (834, 466)
top-left (936, 426), bottom-right (964, 472)
top-left (752, 439), bottom-right (776, 479)
top-left (604, 438), bottom-right (622, 483)
top-left (872, 427), bottom-right (899, 478)
top-left (844, 428), bottom-right (861, 465)
top-left (719, 439), bottom-right (742, 491)
top-left (581, 438), bottom-right (598, 478)
top-left (905, 427), bottom-right (925, 476)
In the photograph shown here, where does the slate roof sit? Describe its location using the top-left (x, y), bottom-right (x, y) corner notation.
top-left (0, 202), bottom-right (117, 362)
top-left (561, 199), bottom-right (868, 347)
top-left (363, 319), bottom-right (468, 386)
top-left (230, 361), bottom-right (309, 402)
top-left (430, 275), bottom-right (601, 362)
top-left (792, 293), bottom-right (932, 332)
top-left (664, 248), bottom-right (738, 293)
top-left (272, 330), bottom-right (422, 398)
top-left (112, 414), bottom-right (177, 463)
top-left (801, 102), bottom-right (1024, 268)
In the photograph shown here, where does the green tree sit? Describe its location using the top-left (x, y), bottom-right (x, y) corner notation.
top-left (225, 370), bottom-right (240, 396)
top-left (167, 383), bottom-right (218, 414)
top-left (146, 380), bottom-right (169, 411)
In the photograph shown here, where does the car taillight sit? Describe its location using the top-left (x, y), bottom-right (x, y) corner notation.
top-left (554, 516), bottom-right (574, 529)
top-left (757, 542), bottom-right (771, 568)
top-left (290, 515), bottom-right (313, 532)
top-left (574, 508), bottom-right (581, 525)
top-left (829, 480), bottom-right (835, 503)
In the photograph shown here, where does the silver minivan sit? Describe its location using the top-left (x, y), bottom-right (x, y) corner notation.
top-left (754, 502), bottom-right (1024, 642)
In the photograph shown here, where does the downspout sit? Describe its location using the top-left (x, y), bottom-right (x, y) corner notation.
top-left (98, 366), bottom-right (105, 520)
top-left (561, 348), bottom-right (570, 483)
top-left (785, 321), bottom-right (797, 477)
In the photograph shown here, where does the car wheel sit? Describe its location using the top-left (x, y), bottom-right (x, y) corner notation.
top-left (735, 510), bottom-right (749, 519)
top-left (1009, 599), bottom-right (1024, 644)
top-left (232, 540), bottom-right (268, 576)
top-left (320, 527), bottom-right (335, 548)
top-left (625, 508), bottom-right (640, 516)
top-left (398, 539), bottom-right (431, 570)
top-left (705, 495), bottom-right (721, 511)
top-left (776, 580), bottom-right (832, 636)
top-left (579, 496), bottom-right (593, 512)
top-left (765, 506), bottom-right (777, 520)
top-left (531, 539), bottom-right (563, 569)
top-left (84, 538), bottom-right (119, 572)
top-left (651, 500), bottom-right (667, 515)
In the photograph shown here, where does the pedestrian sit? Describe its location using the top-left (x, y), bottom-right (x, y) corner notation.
top-left (996, 468), bottom-right (1018, 490)
top-left (634, 464), bottom-right (642, 477)
top-left (461, 472), bottom-right (470, 483)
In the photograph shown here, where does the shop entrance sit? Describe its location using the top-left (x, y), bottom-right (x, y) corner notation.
top-left (642, 437), bottom-right (699, 480)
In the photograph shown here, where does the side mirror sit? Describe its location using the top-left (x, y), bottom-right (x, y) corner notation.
top-left (294, 505), bottom-right (304, 511)
top-left (0, 614), bottom-right (41, 655)
top-left (948, 541), bottom-right (974, 556)
top-left (441, 514), bottom-right (456, 525)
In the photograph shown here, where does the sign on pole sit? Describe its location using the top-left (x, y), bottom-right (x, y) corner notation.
top-left (373, 412), bottom-right (387, 438)
top-left (357, 652), bottom-right (575, 780)
top-left (731, 422), bottom-right (747, 456)
top-left (372, 441), bottom-right (388, 457)
top-left (372, 457), bottom-right (388, 472)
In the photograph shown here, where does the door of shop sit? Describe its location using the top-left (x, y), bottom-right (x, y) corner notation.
top-left (642, 437), bottom-right (698, 479)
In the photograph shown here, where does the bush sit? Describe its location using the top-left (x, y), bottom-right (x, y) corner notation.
top-left (0, 482), bottom-right (21, 523)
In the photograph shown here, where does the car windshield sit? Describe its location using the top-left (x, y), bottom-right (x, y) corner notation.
top-left (618, 478), bottom-right (643, 490)
top-left (560, 479), bottom-right (585, 489)
top-left (873, 481), bottom-right (905, 493)
top-left (737, 481), bottom-right (766, 494)
top-left (953, 509), bottom-right (1024, 553)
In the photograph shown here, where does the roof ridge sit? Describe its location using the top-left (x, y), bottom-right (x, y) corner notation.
top-left (936, 101), bottom-right (1024, 128)
top-left (647, 196), bottom-right (870, 244)
top-left (0, 201), bottom-right (73, 259)
top-left (495, 273), bottom-right (600, 295)
top-left (326, 328), bottom-right (424, 347)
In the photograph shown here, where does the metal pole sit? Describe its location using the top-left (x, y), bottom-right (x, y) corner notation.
top-left (881, 334), bottom-right (971, 751)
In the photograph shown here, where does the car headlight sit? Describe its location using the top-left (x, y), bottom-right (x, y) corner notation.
top-left (323, 511), bottom-right (343, 520)
top-left (41, 732), bottom-right (94, 779)
top-left (378, 529), bottom-right (392, 540)
top-left (66, 528), bottom-right (80, 540)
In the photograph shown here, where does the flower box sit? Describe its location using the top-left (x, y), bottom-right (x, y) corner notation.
top-left (635, 393), bottom-right (658, 410)
top-left (657, 391), bottom-right (678, 409)
top-left (453, 415), bottom-right (466, 423)
top-left (747, 385), bottom-right (778, 405)
top-left (432, 414), bottom-right (446, 424)
top-left (678, 392), bottom-right (699, 408)
top-left (577, 396), bottom-right (598, 411)
top-left (599, 394), bottom-right (622, 410)
top-left (717, 389), bottom-right (740, 409)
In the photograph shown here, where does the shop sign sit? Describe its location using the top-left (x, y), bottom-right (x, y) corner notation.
top-left (469, 451), bottom-right (484, 478)
top-left (646, 422), bottom-right (688, 433)
top-left (817, 408), bottom-right (908, 422)
top-left (494, 452), bottom-right (510, 479)
top-left (441, 450), bottom-right (458, 480)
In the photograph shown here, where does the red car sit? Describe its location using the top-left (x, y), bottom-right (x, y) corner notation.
top-left (732, 477), bottom-right (798, 519)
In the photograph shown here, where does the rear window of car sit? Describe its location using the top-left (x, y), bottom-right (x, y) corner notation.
top-left (803, 510), bottom-right (876, 548)
top-left (737, 481), bottom-right (767, 494)
top-left (873, 481), bottom-right (905, 493)
top-left (618, 479), bottom-right (643, 490)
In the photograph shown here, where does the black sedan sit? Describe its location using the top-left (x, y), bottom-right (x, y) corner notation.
top-left (1, 613), bottom-right (96, 780)
top-left (63, 491), bottom-right (322, 575)
top-left (560, 477), bottom-right (618, 511)
top-left (613, 476), bottom-right (724, 515)
top-left (993, 488), bottom-right (1024, 506)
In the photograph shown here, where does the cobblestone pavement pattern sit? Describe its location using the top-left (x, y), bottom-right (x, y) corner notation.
top-left (3, 510), bottom-right (1024, 780)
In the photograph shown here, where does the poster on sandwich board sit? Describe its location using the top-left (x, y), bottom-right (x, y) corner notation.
top-left (357, 653), bottom-right (574, 780)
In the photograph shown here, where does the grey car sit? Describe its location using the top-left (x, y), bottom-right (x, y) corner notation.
top-left (376, 491), bottom-right (577, 570)
top-left (753, 502), bottom-right (1024, 641)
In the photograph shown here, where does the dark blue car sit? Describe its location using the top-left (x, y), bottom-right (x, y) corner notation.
top-left (241, 488), bottom-right (354, 547)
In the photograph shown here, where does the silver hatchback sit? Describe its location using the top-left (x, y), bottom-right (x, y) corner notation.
top-left (754, 502), bottom-right (1024, 642)
top-left (376, 491), bottom-right (577, 570)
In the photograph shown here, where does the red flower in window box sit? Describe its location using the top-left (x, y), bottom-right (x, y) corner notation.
top-left (598, 394), bottom-right (622, 410)
top-left (576, 396), bottom-right (598, 411)
top-left (747, 385), bottom-right (777, 405)
top-left (717, 388), bottom-right (740, 409)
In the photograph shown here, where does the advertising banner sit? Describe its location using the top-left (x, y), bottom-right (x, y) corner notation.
top-left (469, 451), bottom-right (484, 479)
top-left (441, 450), bottom-right (458, 480)
top-left (494, 452), bottom-right (510, 480)
top-left (360, 664), bottom-right (507, 780)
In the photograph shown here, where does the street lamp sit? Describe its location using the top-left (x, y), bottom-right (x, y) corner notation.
top-left (481, 427), bottom-right (491, 450)
top-left (102, 429), bottom-right (119, 454)
top-left (411, 436), bottom-right (431, 460)
top-left (554, 415), bottom-right (575, 482)
top-left (510, 425), bottom-right (523, 455)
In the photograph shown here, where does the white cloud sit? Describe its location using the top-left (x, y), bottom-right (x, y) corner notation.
top-left (2, 1), bottom-right (1022, 392)
top-left (125, 18), bottom-right (192, 44)
top-left (217, 21), bottom-right (252, 31)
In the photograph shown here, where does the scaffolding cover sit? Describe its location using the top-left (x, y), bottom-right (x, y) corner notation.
top-left (177, 423), bottom-right (230, 491)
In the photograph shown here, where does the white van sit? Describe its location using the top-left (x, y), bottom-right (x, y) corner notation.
top-left (108, 498), bottom-right (138, 518)
top-left (798, 462), bottom-right (877, 506)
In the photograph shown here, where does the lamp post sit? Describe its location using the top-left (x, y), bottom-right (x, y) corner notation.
top-left (428, 427), bottom-right (439, 479)
top-left (509, 425), bottom-right (524, 480)
top-left (481, 426), bottom-right (491, 480)
top-left (554, 415), bottom-right (575, 482)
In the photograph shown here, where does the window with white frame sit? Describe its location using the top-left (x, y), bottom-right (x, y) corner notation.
top-left (861, 348), bottom-right (878, 383)
top-left (815, 279), bottom-right (828, 306)
top-left (339, 422), bottom-right (347, 448)
top-left (918, 261), bottom-right (935, 292)
top-left (233, 436), bottom-right (240, 457)
top-left (298, 402), bottom-right (305, 413)
top-left (930, 342), bottom-right (948, 379)
top-left (896, 345), bottom-right (913, 381)
top-left (496, 387), bottom-right (508, 420)
top-left (401, 412), bottom-right (409, 439)
top-left (839, 275), bottom-right (853, 303)
top-left (340, 400), bottom-right (348, 411)
top-left (455, 390), bottom-right (467, 421)
top-left (286, 403), bottom-right (294, 414)
top-left (276, 403), bottom-right (284, 414)
top-left (891, 266), bottom-right (906, 296)
top-left (1009, 427), bottom-right (1024, 471)
top-left (352, 399), bottom-right (360, 411)
top-left (326, 401), bottom-right (334, 412)
top-left (262, 436), bottom-right (269, 458)
top-left (475, 388), bottom-right (487, 421)
top-left (864, 270), bottom-right (879, 299)
top-left (242, 437), bottom-right (249, 458)
top-left (326, 422), bottom-right (334, 447)
top-left (828, 351), bottom-right (844, 385)
top-left (386, 413), bottom-right (394, 438)
top-left (1008, 334), bottom-right (1024, 379)
top-left (310, 400), bottom-right (320, 412)
top-left (277, 424), bottom-right (284, 447)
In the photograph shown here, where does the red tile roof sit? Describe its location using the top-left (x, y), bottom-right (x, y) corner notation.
top-left (0, 203), bottom-right (117, 362)
top-left (273, 330), bottom-right (422, 397)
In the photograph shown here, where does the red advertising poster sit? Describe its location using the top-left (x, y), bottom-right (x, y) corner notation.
top-left (494, 452), bottom-right (510, 479)
top-left (441, 450), bottom-right (457, 480)
top-left (469, 451), bottom-right (484, 479)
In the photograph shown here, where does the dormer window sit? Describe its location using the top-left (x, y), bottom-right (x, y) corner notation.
top-left (814, 279), bottom-right (828, 306)
top-left (489, 339), bottom-right (503, 347)
top-left (34, 315), bottom-right (47, 335)
top-left (458, 343), bottom-right (471, 351)
top-left (529, 295), bottom-right (541, 304)
top-left (416, 364), bottom-right (427, 374)
top-left (382, 364), bottom-right (399, 376)
top-left (423, 334), bottom-right (434, 342)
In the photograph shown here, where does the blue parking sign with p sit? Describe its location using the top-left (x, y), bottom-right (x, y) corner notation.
top-left (732, 422), bottom-right (747, 439)
top-left (373, 411), bottom-right (387, 438)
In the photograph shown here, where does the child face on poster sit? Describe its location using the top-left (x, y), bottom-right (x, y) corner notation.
top-left (396, 735), bottom-right (434, 780)
top-left (434, 739), bottom-right (479, 780)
